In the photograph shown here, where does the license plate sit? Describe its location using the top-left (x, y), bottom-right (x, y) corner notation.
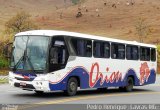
top-left (20, 82), bottom-right (26, 86)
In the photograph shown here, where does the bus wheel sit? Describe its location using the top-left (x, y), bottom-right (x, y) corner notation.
top-left (65, 77), bottom-right (78, 96)
top-left (124, 77), bottom-right (134, 92)
top-left (35, 91), bottom-right (44, 95)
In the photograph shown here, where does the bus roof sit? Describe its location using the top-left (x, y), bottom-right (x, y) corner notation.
top-left (15, 30), bottom-right (156, 48)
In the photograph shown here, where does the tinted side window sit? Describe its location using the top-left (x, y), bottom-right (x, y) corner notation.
top-left (111, 43), bottom-right (125, 59)
top-left (93, 41), bottom-right (110, 58)
top-left (126, 45), bottom-right (139, 60)
top-left (104, 43), bottom-right (110, 58)
top-left (140, 47), bottom-right (150, 61)
top-left (151, 48), bottom-right (156, 61)
top-left (71, 38), bottom-right (92, 57)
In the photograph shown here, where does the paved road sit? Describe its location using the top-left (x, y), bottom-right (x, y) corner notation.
top-left (0, 75), bottom-right (160, 110)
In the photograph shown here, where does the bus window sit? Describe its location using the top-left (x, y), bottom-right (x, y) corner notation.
top-left (71, 38), bottom-right (92, 57)
top-left (93, 41), bottom-right (110, 58)
top-left (94, 41), bottom-right (101, 57)
top-left (151, 48), bottom-right (156, 61)
top-left (50, 40), bottom-right (66, 64)
top-left (104, 42), bottom-right (110, 58)
top-left (126, 45), bottom-right (139, 60)
top-left (140, 47), bottom-right (150, 61)
top-left (111, 43), bottom-right (125, 59)
top-left (49, 36), bottom-right (69, 71)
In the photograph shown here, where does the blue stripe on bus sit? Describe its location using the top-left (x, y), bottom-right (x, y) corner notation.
top-left (49, 67), bottom-right (156, 91)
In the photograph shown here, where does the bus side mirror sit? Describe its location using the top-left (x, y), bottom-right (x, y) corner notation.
top-left (3, 42), bottom-right (13, 59)
top-left (50, 47), bottom-right (58, 64)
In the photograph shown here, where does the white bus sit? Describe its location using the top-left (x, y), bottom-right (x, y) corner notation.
top-left (8, 30), bottom-right (157, 96)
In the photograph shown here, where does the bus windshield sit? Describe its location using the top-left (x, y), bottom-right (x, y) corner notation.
top-left (11, 36), bottom-right (49, 72)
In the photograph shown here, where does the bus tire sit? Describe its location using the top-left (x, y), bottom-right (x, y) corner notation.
top-left (35, 90), bottom-right (44, 95)
top-left (65, 77), bottom-right (78, 96)
top-left (124, 77), bottom-right (134, 92)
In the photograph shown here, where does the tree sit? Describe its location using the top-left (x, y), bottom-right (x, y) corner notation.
top-left (70, 0), bottom-right (86, 18)
top-left (71, 0), bottom-right (86, 6)
top-left (135, 18), bottom-right (150, 43)
top-left (71, 0), bottom-right (79, 5)
top-left (5, 11), bottom-right (38, 35)
top-left (64, 0), bottom-right (67, 9)
top-left (130, 0), bottom-right (135, 5)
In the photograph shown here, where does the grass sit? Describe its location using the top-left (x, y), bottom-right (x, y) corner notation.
top-left (0, 56), bottom-right (9, 69)
top-left (0, 56), bottom-right (9, 76)
top-left (0, 69), bottom-right (9, 84)
top-left (0, 78), bottom-right (8, 84)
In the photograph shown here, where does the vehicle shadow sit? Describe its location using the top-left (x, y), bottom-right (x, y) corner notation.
top-left (14, 87), bottom-right (154, 99)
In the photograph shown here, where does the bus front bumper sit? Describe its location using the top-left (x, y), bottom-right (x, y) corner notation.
top-left (9, 72), bottom-right (50, 92)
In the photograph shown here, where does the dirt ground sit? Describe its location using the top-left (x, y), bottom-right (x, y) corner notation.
top-left (0, 0), bottom-right (160, 44)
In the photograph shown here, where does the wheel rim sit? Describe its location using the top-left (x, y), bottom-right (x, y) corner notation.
top-left (69, 82), bottom-right (76, 92)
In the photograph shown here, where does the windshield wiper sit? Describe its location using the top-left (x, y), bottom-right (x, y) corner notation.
top-left (12, 51), bottom-right (35, 73)
top-left (25, 54), bottom-right (35, 73)
top-left (12, 36), bottom-right (35, 73)
top-left (12, 51), bottom-right (25, 71)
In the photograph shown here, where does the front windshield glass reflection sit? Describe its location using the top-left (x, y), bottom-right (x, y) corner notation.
top-left (11, 36), bottom-right (49, 71)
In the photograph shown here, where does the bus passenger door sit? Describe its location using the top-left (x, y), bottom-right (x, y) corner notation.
top-left (49, 36), bottom-right (69, 72)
